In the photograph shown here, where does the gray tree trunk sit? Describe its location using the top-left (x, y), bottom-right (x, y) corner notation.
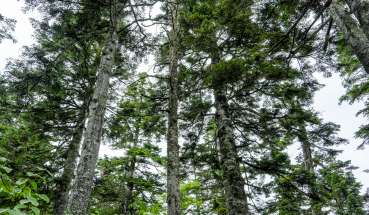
top-left (166, 1), bottom-right (181, 214)
top-left (297, 126), bottom-right (321, 215)
top-left (66, 31), bottom-right (118, 215)
top-left (53, 104), bottom-right (88, 215)
top-left (330, 0), bottom-right (369, 74)
top-left (210, 53), bottom-right (248, 214)
top-left (214, 88), bottom-right (249, 215)
top-left (298, 127), bottom-right (313, 172)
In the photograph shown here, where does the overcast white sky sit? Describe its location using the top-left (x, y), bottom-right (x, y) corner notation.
top-left (1, 0), bottom-right (368, 191)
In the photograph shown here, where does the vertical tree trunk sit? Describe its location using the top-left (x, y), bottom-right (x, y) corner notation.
top-left (213, 88), bottom-right (249, 215)
top-left (298, 128), bottom-right (313, 172)
top-left (53, 104), bottom-right (88, 215)
top-left (302, 140), bottom-right (313, 171)
top-left (210, 53), bottom-right (248, 214)
top-left (297, 126), bottom-right (321, 215)
top-left (67, 31), bottom-right (118, 214)
top-left (166, 0), bottom-right (181, 214)
top-left (330, 0), bottom-right (369, 74)
top-left (211, 141), bottom-right (227, 215)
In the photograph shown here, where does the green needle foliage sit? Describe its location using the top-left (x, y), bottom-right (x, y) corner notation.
top-left (0, 0), bottom-right (367, 214)
top-left (0, 14), bottom-right (15, 43)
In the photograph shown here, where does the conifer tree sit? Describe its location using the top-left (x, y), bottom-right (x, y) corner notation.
top-left (0, 1), bottom-right (368, 214)
top-left (165, 0), bottom-right (181, 214)
top-left (0, 13), bottom-right (15, 43)
top-left (90, 77), bottom-right (166, 214)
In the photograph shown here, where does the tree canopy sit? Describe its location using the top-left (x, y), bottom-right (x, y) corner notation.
top-left (0, 0), bottom-right (368, 214)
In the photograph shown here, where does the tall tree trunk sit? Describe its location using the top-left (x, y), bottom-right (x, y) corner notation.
top-left (298, 127), bottom-right (313, 172)
top-left (67, 31), bottom-right (118, 214)
top-left (297, 126), bottom-right (321, 215)
top-left (211, 54), bottom-right (248, 215)
top-left (330, 0), bottom-right (369, 74)
top-left (211, 141), bottom-right (227, 215)
top-left (166, 0), bottom-right (181, 214)
top-left (213, 88), bottom-right (249, 215)
top-left (53, 103), bottom-right (88, 215)
top-left (301, 140), bottom-right (313, 171)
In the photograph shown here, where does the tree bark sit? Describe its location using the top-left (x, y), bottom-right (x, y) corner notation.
top-left (211, 54), bottom-right (248, 215)
top-left (166, 1), bottom-right (181, 214)
top-left (66, 31), bottom-right (118, 214)
top-left (330, 0), bottom-right (369, 74)
top-left (297, 126), bottom-right (321, 215)
top-left (53, 105), bottom-right (88, 215)
top-left (213, 88), bottom-right (249, 215)
top-left (299, 129), bottom-right (313, 172)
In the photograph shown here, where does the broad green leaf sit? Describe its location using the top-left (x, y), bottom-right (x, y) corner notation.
top-left (19, 199), bottom-right (31, 205)
top-left (0, 208), bottom-right (10, 214)
top-left (14, 204), bottom-right (27, 210)
top-left (8, 208), bottom-right (26, 215)
top-left (25, 172), bottom-right (39, 178)
top-left (37, 194), bottom-right (49, 203)
top-left (27, 196), bottom-right (39, 206)
top-left (15, 179), bottom-right (28, 186)
top-left (0, 166), bottom-right (12, 173)
top-left (31, 207), bottom-right (40, 215)
top-left (30, 181), bottom-right (37, 190)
